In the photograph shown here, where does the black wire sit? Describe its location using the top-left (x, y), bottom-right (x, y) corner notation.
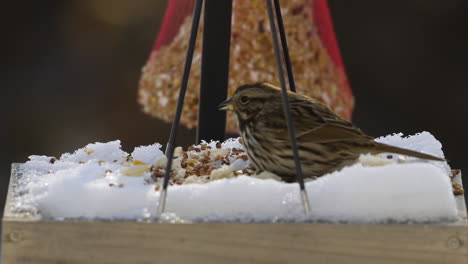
top-left (266, 0), bottom-right (306, 191)
top-left (162, 0), bottom-right (204, 191)
top-left (273, 0), bottom-right (296, 93)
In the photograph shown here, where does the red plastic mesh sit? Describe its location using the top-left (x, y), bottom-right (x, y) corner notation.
top-left (153, 0), bottom-right (195, 51)
top-left (139, 0), bottom-right (354, 133)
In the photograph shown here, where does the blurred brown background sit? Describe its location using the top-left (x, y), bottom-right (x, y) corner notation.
top-left (3, 0), bottom-right (468, 221)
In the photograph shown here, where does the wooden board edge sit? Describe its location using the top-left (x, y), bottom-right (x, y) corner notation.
top-left (454, 170), bottom-right (467, 223)
top-left (3, 164), bottom-right (21, 220)
top-left (2, 220), bottom-right (468, 264)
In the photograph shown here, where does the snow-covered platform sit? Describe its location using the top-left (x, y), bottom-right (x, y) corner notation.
top-left (2, 131), bottom-right (468, 263)
top-left (2, 163), bottom-right (467, 264)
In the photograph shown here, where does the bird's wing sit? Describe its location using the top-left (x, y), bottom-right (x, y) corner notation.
top-left (264, 94), bottom-right (370, 144)
top-left (261, 97), bottom-right (328, 134)
top-left (296, 119), bottom-right (372, 143)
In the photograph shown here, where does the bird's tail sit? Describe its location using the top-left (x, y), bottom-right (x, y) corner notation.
top-left (372, 142), bottom-right (446, 161)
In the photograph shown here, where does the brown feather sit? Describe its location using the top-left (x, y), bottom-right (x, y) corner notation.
top-left (370, 142), bottom-right (446, 161)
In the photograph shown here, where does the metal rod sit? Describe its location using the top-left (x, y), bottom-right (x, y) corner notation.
top-left (157, 0), bottom-right (204, 216)
top-left (196, 0), bottom-right (233, 143)
top-left (273, 0), bottom-right (296, 93)
top-left (266, 0), bottom-right (311, 214)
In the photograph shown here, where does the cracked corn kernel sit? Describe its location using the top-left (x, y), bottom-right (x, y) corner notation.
top-left (84, 148), bottom-right (94, 154)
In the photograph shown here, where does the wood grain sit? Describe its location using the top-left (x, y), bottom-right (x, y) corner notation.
top-left (2, 221), bottom-right (467, 264)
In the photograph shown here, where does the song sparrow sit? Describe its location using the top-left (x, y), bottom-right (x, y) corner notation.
top-left (219, 83), bottom-right (445, 182)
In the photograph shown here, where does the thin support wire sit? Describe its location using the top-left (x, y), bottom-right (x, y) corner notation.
top-left (273, 0), bottom-right (296, 93)
top-left (266, 0), bottom-right (311, 214)
top-left (274, 0), bottom-right (310, 213)
top-left (157, 0), bottom-right (204, 216)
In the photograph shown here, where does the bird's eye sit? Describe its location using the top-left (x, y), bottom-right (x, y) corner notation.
top-left (240, 96), bottom-right (249, 104)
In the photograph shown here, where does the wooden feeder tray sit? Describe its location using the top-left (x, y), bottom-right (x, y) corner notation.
top-left (2, 164), bottom-right (467, 264)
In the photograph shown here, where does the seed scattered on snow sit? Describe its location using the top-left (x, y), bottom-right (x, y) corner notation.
top-left (210, 165), bottom-right (235, 180)
top-left (120, 165), bottom-right (151, 177)
top-left (154, 155), bottom-right (168, 168)
top-left (84, 148), bottom-right (94, 154)
top-left (174, 146), bottom-right (183, 157)
top-left (132, 160), bottom-right (147, 165)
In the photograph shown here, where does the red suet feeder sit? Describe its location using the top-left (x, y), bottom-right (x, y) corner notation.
top-left (137, 0), bottom-right (354, 215)
top-left (139, 0), bottom-right (353, 137)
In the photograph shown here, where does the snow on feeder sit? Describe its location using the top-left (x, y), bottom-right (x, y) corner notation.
top-left (4, 133), bottom-right (465, 221)
top-left (2, 134), bottom-right (468, 263)
top-left (3, 0), bottom-right (467, 263)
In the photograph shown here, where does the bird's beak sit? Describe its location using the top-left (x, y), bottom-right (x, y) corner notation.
top-left (218, 97), bottom-right (233, 111)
